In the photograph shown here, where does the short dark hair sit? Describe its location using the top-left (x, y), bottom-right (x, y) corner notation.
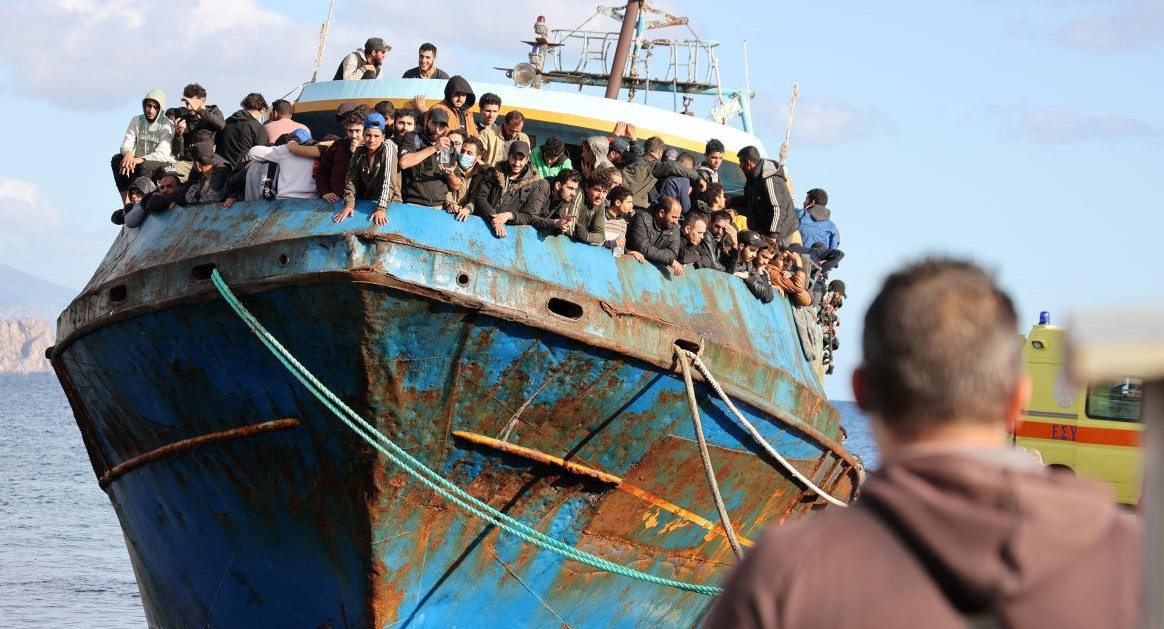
top-left (705, 138), bottom-right (725, 155)
top-left (554, 168), bottom-right (582, 187)
top-left (420, 42), bottom-right (437, 54)
top-left (272, 99), bottom-right (294, 116)
top-left (683, 210), bottom-right (709, 230)
top-left (463, 136), bottom-right (484, 153)
top-left (652, 195), bottom-right (680, 214)
top-left (479, 93), bottom-right (502, 109)
top-left (700, 181), bottom-right (724, 206)
top-left (584, 167), bottom-right (614, 191)
top-left (644, 136), bottom-right (666, 155)
top-left (542, 136), bottom-right (565, 160)
top-left (395, 109), bottom-right (417, 123)
top-left (608, 185), bottom-right (633, 205)
top-left (341, 110), bottom-right (366, 127)
top-left (806, 188), bottom-right (828, 206)
top-left (182, 83), bottom-right (207, 99)
top-left (353, 104), bottom-right (373, 120)
top-left (374, 100), bottom-right (396, 119)
top-left (240, 92), bottom-right (268, 111)
top-left (861, 259), bottom-right (1021, 435)
top-left (504, 110), bottom-right (525, 124)
top-left (710, 209), bottom-right (733, 225)
top-left (678, 151), bottom-right (697, 167)
top-left (737, 145), bottom-right (762, 164)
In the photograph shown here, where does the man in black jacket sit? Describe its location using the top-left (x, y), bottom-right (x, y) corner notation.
top-left (736, 145), bottom-right (799, 247)
top-left (728, 230), bottom-right (775, 303)
top-left (399, 108), bottom-right (452, 208)
top-left (626, 196), bottom-right (684, 276)
top-left (176, 83), bottom-right (226, 161)
top-left (216, 92), bottom-right (268, 165)
top-left (513, 168), bottom-right (580, 235)
top-left (476, 141), bottom-right (549, 238)
top-left (678, 211), bottom-right (729, 272)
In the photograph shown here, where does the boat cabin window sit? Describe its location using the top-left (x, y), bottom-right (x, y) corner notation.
top-left (1084, 378), bottom-right (1143, 422)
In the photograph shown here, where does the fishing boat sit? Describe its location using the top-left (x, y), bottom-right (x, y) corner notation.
top-left (50, 4), bottom-right (862, 627)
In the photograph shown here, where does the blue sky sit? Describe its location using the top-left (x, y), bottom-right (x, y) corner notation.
top-left (0, 0), bottom-right (1160, 399)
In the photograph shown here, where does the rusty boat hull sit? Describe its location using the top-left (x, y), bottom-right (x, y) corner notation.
top-left (53, 81), bottom-right (860, 628)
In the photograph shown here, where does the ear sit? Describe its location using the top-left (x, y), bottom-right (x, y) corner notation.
top-left (852, 365), bottom-right (869, 412)
top-left (1005, 374), bottom-right (1031, 435)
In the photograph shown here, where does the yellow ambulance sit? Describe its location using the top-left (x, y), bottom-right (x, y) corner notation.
top-left (1015, 313), bottom-right (1144, 504)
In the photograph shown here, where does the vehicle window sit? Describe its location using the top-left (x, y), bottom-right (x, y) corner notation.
top-left (1085, 378), bottom-right (1143, 422)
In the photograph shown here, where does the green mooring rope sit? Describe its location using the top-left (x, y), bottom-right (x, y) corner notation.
top-left (209, 269), bottom-right (722, 596)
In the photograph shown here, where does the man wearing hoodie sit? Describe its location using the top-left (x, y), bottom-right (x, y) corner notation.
top-left (217, 92), bottom-right (269, 165)
top-left (735, 145), bottom-right (800, 247)
top-left (111, 88), bottom-right (174, 204)
top-left (796, 187), bottom-right (840, 250)
top-left (705, 258), bottom-right (1140, 629)
top-left (425, 75), bottom-right (477, 138)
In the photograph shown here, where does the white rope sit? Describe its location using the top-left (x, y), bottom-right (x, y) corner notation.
top-left (678, 351), bottom-right (745, 559)
top-left (681, 349), bottom-right (850, 508)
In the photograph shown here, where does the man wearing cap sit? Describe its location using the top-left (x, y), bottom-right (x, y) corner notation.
top-left (475, 140), bottom-right (549, 239)
top-left (111, 88), bottom-right (174, 205)
top-left (626, 195), bottom-right (685, 277)
top-left (335, 113), bottom-right (397, 226)
top-left (399, 107), bottom-right (453, 208)
top-left (183, 142), bottom-right (231, 205)
top-left (335, 37), bottom-right (390, 81)
top-left (728, 230), bottom-right (775, 302)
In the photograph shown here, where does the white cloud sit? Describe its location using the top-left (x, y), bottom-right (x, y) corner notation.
top-left (762, 96), bottom-right (896, 149)
top-left (1055, 0), bottom-right (1164, 52)
top-left (1006, 106), bottom-right (1163, 143)
top-left (0, 0), bottom-right (316, 110)
top-left (0, 178), bottom-right (64, 228)
top-left (0, 178), bottom-right (109, 289)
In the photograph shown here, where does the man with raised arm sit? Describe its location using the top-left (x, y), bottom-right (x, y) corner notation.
top-left (704, 258), bottom-right (1140, 629)
top-left (626, 196), bottom-right (684, 277)
top-left (335, 37), bottom-right (389, 80)
top-left (176, 83), bottom-right (225, 161)
top-left (402, 43), bottom-right (450, 79)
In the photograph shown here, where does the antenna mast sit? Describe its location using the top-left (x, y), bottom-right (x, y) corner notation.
top-left (310, 0), bottom-right (337, 83)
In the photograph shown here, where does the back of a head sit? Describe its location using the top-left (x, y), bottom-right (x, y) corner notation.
top-left (807, 188), bottom-right (829, 206)
top-left (861, 258), bottom-right (1021, 437)
top-left (644, 136), bottom-right (666, 156)
top-left (272, 99), bottom-right (294, 117)
top-left (374, 100), bottom-right (396, 119)
top-left (240, 92), bottom-right (268, 112)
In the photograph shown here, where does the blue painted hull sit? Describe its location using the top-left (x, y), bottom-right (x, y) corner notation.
top-left (53, 198), bottom-right (859, 628)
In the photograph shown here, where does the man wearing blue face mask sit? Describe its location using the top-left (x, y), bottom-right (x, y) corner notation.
top-left (444, 136), bottom-right (484, 221)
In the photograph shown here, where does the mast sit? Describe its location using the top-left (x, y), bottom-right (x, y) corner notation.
top-left (604, 0), bottom-right (643, 99)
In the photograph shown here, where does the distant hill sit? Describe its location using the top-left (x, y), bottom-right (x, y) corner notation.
top-left (0, 263), bottom-right (76, 321)
top-left (0, 264), bottom-right (76, 373)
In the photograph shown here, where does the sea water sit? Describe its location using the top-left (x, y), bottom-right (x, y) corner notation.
top-left (0, 373), bottom-right (877, 627)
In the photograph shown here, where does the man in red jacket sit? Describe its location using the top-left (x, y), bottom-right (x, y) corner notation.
top-left (316, 110), bottom-right (365, 203)
top-left (704, 258), bottom-right (1140, 629)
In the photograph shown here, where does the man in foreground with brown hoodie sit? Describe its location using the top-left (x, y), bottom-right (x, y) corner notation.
top-left (704, 258), bottom-right (1140, 629)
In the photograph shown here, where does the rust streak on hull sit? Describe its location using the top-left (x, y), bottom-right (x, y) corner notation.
top-left (617, 482), bottom-right (755, 548)
top-left (453, 431), bottom-right (624, 485)
top-left (98, 418), bottom-right (301, 488)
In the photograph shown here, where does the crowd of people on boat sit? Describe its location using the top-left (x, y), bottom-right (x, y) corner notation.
top-left (109, 37), bottom-right (847, 370)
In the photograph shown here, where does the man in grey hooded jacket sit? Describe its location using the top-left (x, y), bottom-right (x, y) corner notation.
top-left (111, 88), bottom-right (174, 204)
